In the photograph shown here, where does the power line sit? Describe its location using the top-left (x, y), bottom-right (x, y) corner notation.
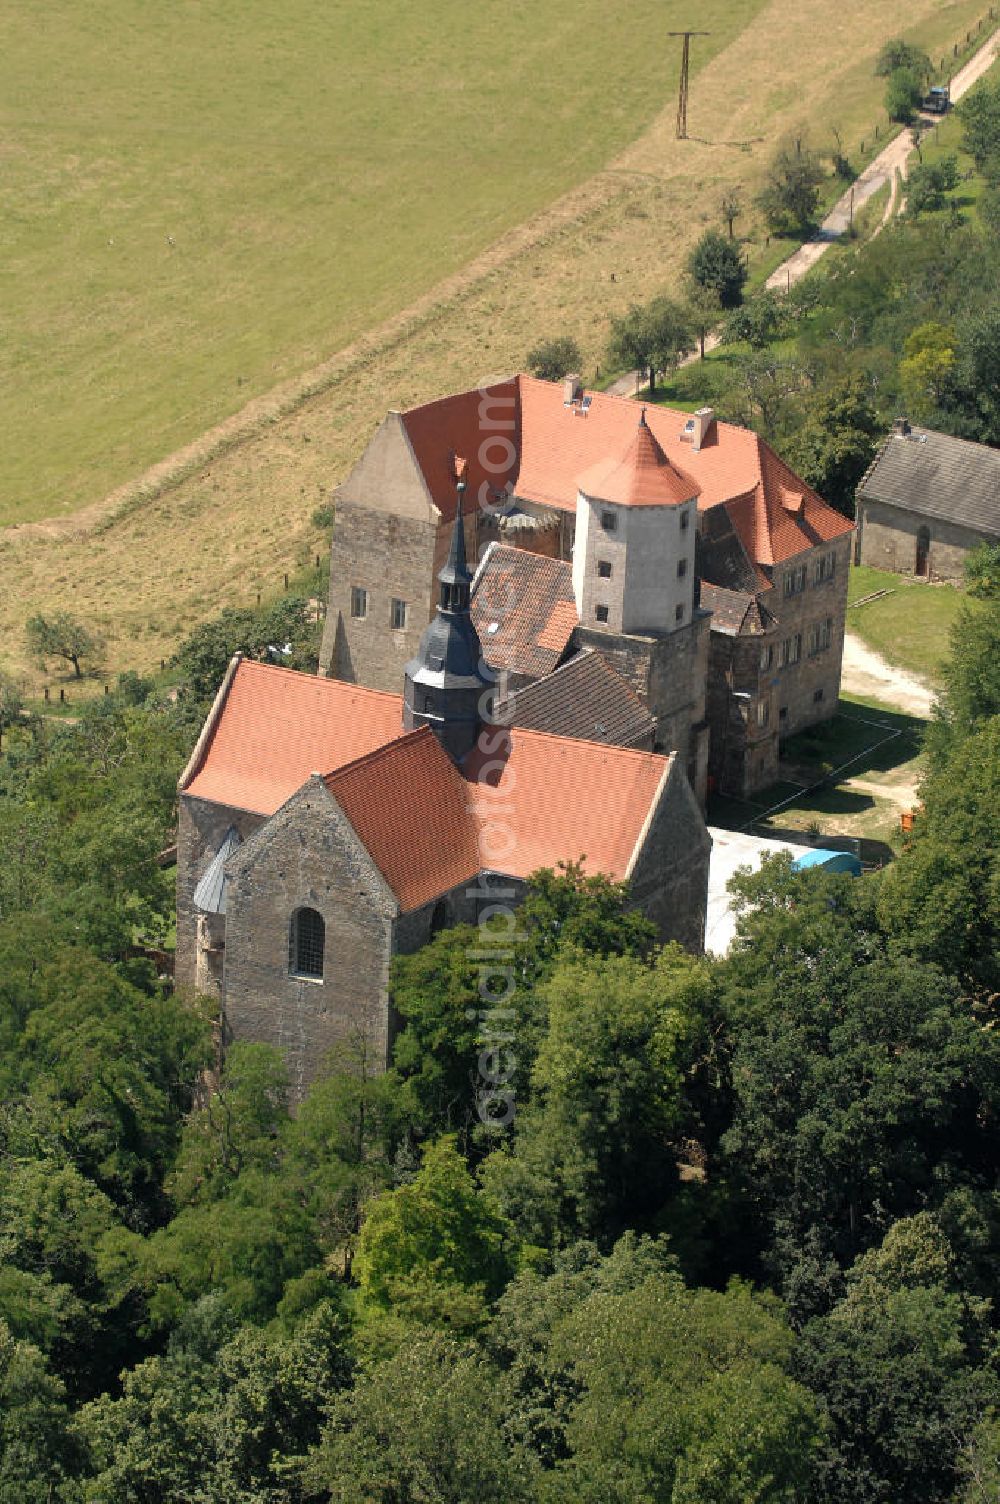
top-left (668, 30), bottom-right (710, 139)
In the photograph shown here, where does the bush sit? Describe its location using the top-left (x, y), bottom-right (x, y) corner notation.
top-left (687, 230), bottom-right (747, 309)
top-left (906, 156), bottom-right (960, 216)
top-left (885, 67), bottom-right (923, 125)
top-left (756, 141), bottom-right (825, 235)
top-left (526, 335), bottom-right (583, 383)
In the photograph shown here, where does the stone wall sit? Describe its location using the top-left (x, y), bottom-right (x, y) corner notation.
top-left (574, 605), bottom-right (710, 801)
top-left (627, 761), bottom-right (711, 952)
top-left (222, 779), bottom-right (398, 1101)
top-left (706, 632), bottom-right (780, 799)
top-left (766, 533), bottom-right (853, 739)
top-left (175, 794), bottom-right (266, 998)
top-left (857, 496), bottom-right (983, 582)
top-left (322, 498), bottom-right (438, 689)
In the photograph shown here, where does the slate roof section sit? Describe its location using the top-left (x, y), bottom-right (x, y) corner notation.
top-left (471, 544), bottom-right (578, 680)
top-left (698, 499), bottom-right (764, 594)
top-left (193, 826), bottom-right (241, 914)
top-left (180, 658), bottom-right (405, 815)
top-left (858, 426), bottom-right (1000, 535)
top-left (507, 650), bottom-right (655, 748)
top-left (700, 584), bottom-right (777, 638)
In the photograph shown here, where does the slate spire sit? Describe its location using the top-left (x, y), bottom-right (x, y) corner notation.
top-left (403, 478), bottom-right (493, 764)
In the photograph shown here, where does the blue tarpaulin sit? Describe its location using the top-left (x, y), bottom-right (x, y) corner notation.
top-left (791, 848), bottom-right (862, 876)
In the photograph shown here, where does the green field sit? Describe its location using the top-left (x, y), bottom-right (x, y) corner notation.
top-left (2, 0), bottom-right (769, 524)
top-left (847, 564), bottom-right (971, 681)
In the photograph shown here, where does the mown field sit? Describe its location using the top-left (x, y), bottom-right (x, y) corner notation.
top-left (0, 0), bottom-right (992, 687)
top-left (2, 0), bottom-right (765, 526)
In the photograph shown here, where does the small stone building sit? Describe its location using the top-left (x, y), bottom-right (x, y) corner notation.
top-left (320, 375), bottom-right (854, 799)
top-left (857, 420), bottom-right (1000, 582)
top-left (178, 509), bottom-right (711, 1099)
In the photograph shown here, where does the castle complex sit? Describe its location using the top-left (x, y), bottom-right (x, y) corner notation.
top-left (320, 375), bottom-right (854, 799)
top-left (176, 374), bottom-right (852, 1095)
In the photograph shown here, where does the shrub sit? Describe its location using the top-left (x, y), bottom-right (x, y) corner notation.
top-left (526, 335), bottom-right (583, 383)
top-left (687, 230), bottom-right (747, 309)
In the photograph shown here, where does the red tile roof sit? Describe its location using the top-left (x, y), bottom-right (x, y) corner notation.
top-left (181, 658), bottom-right (405, 815)
top-left (325, 728), bottom-right (481, 911)
top-left (397, 374), bottom-right (852, 566)
top-left (577, 411), bottom-right (698, 509)
top-left (183, 660), bottom-right (672, 908)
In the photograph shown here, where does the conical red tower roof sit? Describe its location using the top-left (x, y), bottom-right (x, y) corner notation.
top-left (577, 410), bottom-right (699, 509)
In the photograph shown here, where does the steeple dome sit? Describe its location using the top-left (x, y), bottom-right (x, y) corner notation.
top-left (403, 480), bottom-right (493, 763)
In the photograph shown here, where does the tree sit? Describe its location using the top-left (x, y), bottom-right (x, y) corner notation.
top-left (958, 76), bottom-right (1000, 176)
top-left (905, 155), bottom-right (960, 215)
top-left (0, 1320), bottom-right (80, 1504)
top-left (885, 66), bottom-right (924, 125)
top-left (875, 38), bottom-right (931, 79)
top-left (964, 542), bottom-right (1000, 599)
top-left (481, 946), bottom-right (718, 1245)
top-left (779, 373), bottom-right (881, 516)
top-left (718, 187), bottom-right (743, 239)
top-left (756, 140), bottom-right (825, 235)
top-left (607, 297), bottom-right (693, 392)
top-left (793, 1221), bottom-right (996, 1503)
top-left (354, 1136), bottom-right (516, 1333)
top-left (684, 280), bottom-right (722, 360)
top-left (879, 710), bottom-right (1000, 995)
top-left (0, 671), bottom-right (24, 751)
top-left (721, 289), bottom-right (792, 350)
top-left (720, 859), bottom-right (1000, 1296)
top-left (170, 595), bottom-right (316, 702)
top-left (527, 335), bottom-right (583, 383)
top-left (309, 1332), bottom-right (534, 1504)
top-left (25, 611), bottom-right (104, 679)
top-left (545, 1273), bottom-right (821, 1502)
top-left (898, 321), bottom-right (957, 420)
top-left (687, 230), bottom-right (747, 309)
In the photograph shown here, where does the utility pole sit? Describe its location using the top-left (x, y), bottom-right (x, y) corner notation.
top-left (668, 30), bottom-right (710, 139)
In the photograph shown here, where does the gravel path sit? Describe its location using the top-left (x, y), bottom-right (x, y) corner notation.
top-left (840, 632), bottom-right (936, 717)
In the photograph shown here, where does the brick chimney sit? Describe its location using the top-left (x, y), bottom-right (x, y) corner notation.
top-left (691, 406), bottom-right (715, 451)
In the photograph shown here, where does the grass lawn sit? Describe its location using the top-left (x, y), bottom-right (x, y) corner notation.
top-left (846, 564), bottom-right (971, 681)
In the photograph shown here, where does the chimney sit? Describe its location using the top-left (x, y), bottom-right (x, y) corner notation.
top-left (691, 407), bottom-right (715, 452)
top-left (563, 373), bottom-right (583, 406)
top-left (893, 417), bottom-right (911, 436)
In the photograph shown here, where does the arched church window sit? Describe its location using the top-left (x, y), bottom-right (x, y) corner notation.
top-left (289, 907), bottom-right (325, 980)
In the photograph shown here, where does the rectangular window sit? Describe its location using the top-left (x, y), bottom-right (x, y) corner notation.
top-left (808, 618), bottom-right (832, 655)
top-left (680, 508), bottom-right (690, 532)
top-left (677, 557), bottom-right (688, 578)
top-left (595, 604), bottom-right (609, 623)
top-left (813, 687), bottom-right (825, 703)
top-left (597, 560), bottom-right (613, 579)
top-left (601, 510), bottom-right (617, 533)
top-left (813, 552), bottom-right (836, 584)
top-left (675, 603), bottom-right (685, 623)
top-left (391, 597), bottom-right (408, 630)
top-left (756, 700), bottom-right (770, 729)
top-left (783, 565), bottom-right (807, 597)
top-left (760, 643), bottom-right (774, 672)
top-left (350, 586), bottom-right (368, 619)
top-left (781, 634), bottom-right (801, 667)
top-left (779, 706), bottom-right (788, 722)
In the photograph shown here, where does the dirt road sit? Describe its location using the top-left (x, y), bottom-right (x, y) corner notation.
top-left (840, 632), bottom-right (936, 717)
top-left (606, 26), bottom-right (1000, 398)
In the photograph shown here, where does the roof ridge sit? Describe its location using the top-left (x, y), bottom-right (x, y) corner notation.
top-left (323, 725), bottom-right (439, 787)
top-left (239, 657), bottom-right (405, 704)
top-left (505, 724), bottom-right (671, 767)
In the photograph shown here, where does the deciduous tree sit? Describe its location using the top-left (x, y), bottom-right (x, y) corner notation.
top-left (25, 611), bottom-right (104, 680)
